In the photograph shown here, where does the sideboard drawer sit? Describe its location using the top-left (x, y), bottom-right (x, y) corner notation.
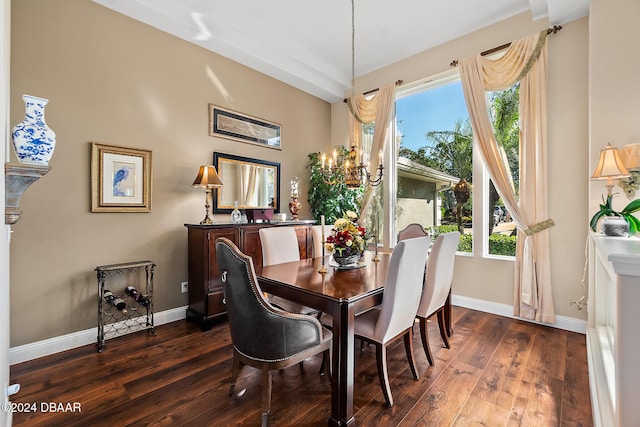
top-left (208, 291), bottom-right (226, 316)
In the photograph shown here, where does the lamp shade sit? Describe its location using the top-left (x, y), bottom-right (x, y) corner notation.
top-left (192, 165), bottom-right (223, 188)
top-left (621, 143), bottom-right (640, 171)
top-left (591, 143), bottom-right (630, 179)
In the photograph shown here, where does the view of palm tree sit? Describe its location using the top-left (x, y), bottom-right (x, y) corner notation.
top-left (396, 80), bottom-right (520, 256)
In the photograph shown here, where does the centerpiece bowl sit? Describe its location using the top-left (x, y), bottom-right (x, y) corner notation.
top-left (333, 253), bottom-right (361, 266)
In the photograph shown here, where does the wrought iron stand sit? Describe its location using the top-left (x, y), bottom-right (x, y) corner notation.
top-left (96, 260), bottom-right (155, 352)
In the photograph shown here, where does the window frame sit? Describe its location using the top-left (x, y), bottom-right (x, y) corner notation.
top-left (387, 71), bottom-right (515, 261)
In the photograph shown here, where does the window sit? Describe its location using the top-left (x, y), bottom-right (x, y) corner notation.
top-left (394, 74), bottom-right (472, 253)
top-left (361, 123), bottom-right (385, 246)
top-left (486, 85), bottom-right (519, 257)
top-left (391, 73), bottom-right (518, 258)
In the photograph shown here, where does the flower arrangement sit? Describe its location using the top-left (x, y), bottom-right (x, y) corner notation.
top-left (325, 211), bottom-right (368, 259)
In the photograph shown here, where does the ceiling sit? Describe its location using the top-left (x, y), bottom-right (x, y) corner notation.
top-left (92, 0), bottom-right (590, 103)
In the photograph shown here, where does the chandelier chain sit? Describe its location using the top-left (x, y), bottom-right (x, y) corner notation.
top-left (317, 0), bottom-right (383, 189)
top-left (351, 0), bottom-right (355, 97)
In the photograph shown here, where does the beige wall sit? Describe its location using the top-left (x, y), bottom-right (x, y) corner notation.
top-left (333, 12), bottom-right (590, 320)
top-left (589, 0), bottom-right (640, 213)
top-left (9, 0), bottom-right (331, 346)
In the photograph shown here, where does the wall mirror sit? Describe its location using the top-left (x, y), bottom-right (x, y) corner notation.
top-left (213, 152), bottom-right (280, 213)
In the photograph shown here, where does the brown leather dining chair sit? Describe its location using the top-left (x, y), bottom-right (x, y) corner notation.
top-left (216, 237), bottom-right (332, 427)
top-left (415, 231), bottom-right (460, 365)
top-left (353, 236), bottom-right (431, 407)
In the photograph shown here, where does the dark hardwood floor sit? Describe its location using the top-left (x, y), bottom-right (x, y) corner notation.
top-left (9, 306), bottom-right (592, 426)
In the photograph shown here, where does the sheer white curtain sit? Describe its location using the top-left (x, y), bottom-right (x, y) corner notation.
top-left (459, 30), bottom-right (555, 323)
top-left (240, 165), bottom-right (258, 206)
top-left (347, 82), bottom-right (395, 219)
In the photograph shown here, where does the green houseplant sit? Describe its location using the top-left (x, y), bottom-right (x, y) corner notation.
top-left (307, 147), bottom-right (364, 224)
top-left (590, 194), bottom-right (640, 235)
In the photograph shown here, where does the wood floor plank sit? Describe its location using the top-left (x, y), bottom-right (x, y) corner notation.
top-left (466, 320), bottom-right (535, 412)
top-left (526, 323), bottom-right (568, 380)
top-left (455, 314), bottom-right (512, 370)
top-left (398, 359), bottom-right (484, 426)
top-left (9, 307), bottom-right (593, 427)
top-left (510, 368), bottom-right (564, 427)
top-left (561, 331), bottom-right (593, 426)
top-left (453, 396), bottom-right (511, 426)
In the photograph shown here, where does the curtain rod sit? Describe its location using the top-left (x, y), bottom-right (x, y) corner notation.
top-left (342, 79), bottom-right (404, 103)
top-left (449, 25), bottom-right (562, 68)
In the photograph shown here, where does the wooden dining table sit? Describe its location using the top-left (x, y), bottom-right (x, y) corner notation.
top-left (255, 251), bottom-right (389, 426)
top-left (255, 250), bottom-right (452, 426)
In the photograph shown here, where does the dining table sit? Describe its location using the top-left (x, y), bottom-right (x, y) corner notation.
top-left (256, 251), bottom-right (387, 426)
top-left (255, 250), bottom-right (453, 426)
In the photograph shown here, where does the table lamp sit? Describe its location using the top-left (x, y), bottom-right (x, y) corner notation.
top-left (591, 143), bottom-right (630, 195)
top-left (618, 143), bottom-right (640, 198)
top-left (192, 164), bottom-right (223, 225)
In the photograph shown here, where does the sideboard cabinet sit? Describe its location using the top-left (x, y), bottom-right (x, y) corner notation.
top-left (185, 221), bottom-right (315, 330)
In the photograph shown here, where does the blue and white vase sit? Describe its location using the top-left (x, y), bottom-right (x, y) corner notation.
top-left (11, 95), bottom-right (56, 165)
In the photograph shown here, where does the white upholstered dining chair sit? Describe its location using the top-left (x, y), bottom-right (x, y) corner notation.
top-left (259, 226), bottom-right (300, 265)
top-left (415, 231), bottom-right (460, 365)
top-left (259, 227), bottom-right (319, 316)
top-left (353, 236), bottom-right (431, 407)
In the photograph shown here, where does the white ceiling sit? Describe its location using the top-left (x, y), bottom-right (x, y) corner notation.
top-left (92, 0), bottom-right (590, 103)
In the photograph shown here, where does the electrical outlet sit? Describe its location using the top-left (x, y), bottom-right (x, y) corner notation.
top-left (181, 281), bottom-right (188, 293)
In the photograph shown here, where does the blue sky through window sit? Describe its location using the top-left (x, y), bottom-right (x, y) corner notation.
top-left (396, 80), bottom-right (469, 151)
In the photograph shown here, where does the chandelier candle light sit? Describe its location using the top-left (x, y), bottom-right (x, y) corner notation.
top-left (319, 146), bottom-right (383, 188)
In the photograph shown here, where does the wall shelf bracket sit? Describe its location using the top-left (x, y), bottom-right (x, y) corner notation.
top-left (5, 162), bottom-right (51, 225)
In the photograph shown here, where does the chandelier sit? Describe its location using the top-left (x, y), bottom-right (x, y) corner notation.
top-left (319, 146), bottom-right (383, 188)
top-left (319, 0), bottom-right (383, 189)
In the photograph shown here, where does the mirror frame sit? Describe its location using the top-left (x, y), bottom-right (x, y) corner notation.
top-left (212, 152), bottom-right (280, 214)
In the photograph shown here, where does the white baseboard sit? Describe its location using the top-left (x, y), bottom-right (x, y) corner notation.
top-left (451, 294), bottom-right (587, 334)
top-left (10, 296), bottom-right (587, 366)
top-left (9, 306), bottom-right (187, 365)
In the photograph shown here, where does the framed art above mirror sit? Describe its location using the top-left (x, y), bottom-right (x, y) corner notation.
top-left (212, 152), bottom-right (280, 213)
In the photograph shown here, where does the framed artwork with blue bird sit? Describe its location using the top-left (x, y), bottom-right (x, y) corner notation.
top-left (91, 143), bottom-right (152, 212)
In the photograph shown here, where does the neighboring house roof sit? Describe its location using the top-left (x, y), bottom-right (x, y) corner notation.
top-left (397, 156), bottom-right (460, 191)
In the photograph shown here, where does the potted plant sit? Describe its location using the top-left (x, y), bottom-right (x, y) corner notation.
top-left (307, 147), bottom-right (364, 224)
top-left (590, 194), bottom-right (640, 235)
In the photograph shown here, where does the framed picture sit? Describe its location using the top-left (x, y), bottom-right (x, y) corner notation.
top-left (91, 143), bottom-right (152, 212)
top-left (209, 104), bottom-right (281, 150)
